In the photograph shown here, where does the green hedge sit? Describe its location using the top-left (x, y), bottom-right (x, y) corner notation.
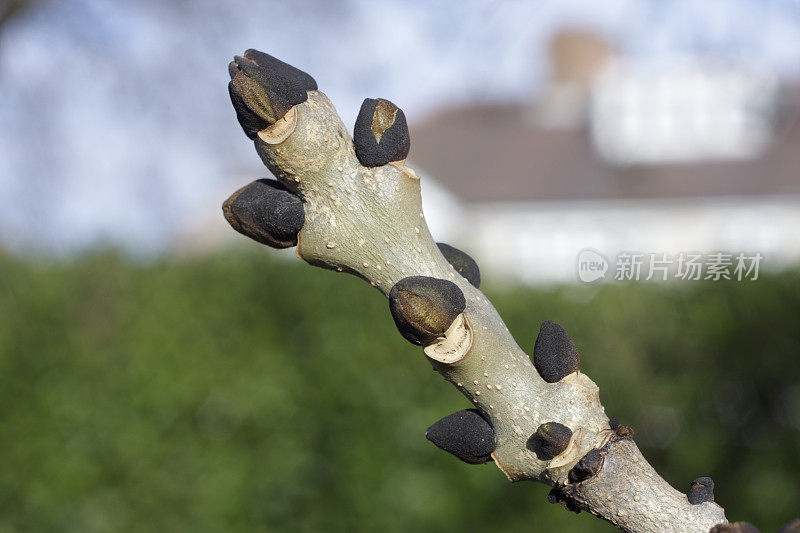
top-left (0, 251), bottom-right (797, 532)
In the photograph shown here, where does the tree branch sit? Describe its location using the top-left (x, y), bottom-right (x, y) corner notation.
top-left (221, 49), bottom-right (766, 533)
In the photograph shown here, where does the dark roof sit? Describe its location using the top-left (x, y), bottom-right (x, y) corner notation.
top-left (408, 97), bottom-right (800, 203)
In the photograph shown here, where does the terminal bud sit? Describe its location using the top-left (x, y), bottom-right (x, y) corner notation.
top-left (228, 49), bottom-right (317, 138)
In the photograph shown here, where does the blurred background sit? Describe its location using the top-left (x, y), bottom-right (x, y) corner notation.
top-left (1, 0), bottom-right (799, 531)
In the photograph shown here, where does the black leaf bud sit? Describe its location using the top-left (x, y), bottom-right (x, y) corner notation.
top-left (568, 449), bottom-right (603, 484)
top-left (228, 49), bottom-right (317, 139)
top-left (425, 409), bottom-right (494, 464)
top-left (389, 276), bottom-right (466, 346)
top-left (353, 98), bottom-right (411, 167)
top-left (222, 179), bottom-right (304, 248)
top-left (688, 476), bottom-right (714, 504)
top-left (547, 488), bottom-right (581, 513)
top-left (527, 422), bottom-right (573, 460)
top-left (533, 320), bottom-right (580, 383)
top-left (437, 243), bottom-right (481, 288)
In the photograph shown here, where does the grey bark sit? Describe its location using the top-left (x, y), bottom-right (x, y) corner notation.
top-left (231, 88), bottom-right (729, 532)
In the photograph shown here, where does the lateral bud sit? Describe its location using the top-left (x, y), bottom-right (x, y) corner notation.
top-left (425, 409), bottom-right (494, 464)
top-left (687, 476), bottom-right (714, 505)
top-left (222, 179), bottom-right (304, 248)
top-left (389, 276), bottom-right (466, 346)
top-left (437, 243), bottom-right (481, 288)
top-left (567, 449), bottom-right (603, 484)
top-left (527, 422), bottom-right (573, 461)
top-left (547, 488), bottom-right (581, 514)
top-left (608, 416), bottom-right (635, 438)
top-left (533, 320), bottom-right (580, 383)
top-left (353, 98), bottom-right (411, 167)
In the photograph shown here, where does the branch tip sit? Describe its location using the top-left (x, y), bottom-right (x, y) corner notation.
top-left (242, 49), bottom-right (317, 92)
top-left (228, 49), bottom-right (316, 138)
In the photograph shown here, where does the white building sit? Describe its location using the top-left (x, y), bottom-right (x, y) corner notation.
top-left (407, 32), bottom-right (800, 284)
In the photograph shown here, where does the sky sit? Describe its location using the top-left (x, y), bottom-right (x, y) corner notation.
top-left (1, 0), bottom-right (799, 254)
